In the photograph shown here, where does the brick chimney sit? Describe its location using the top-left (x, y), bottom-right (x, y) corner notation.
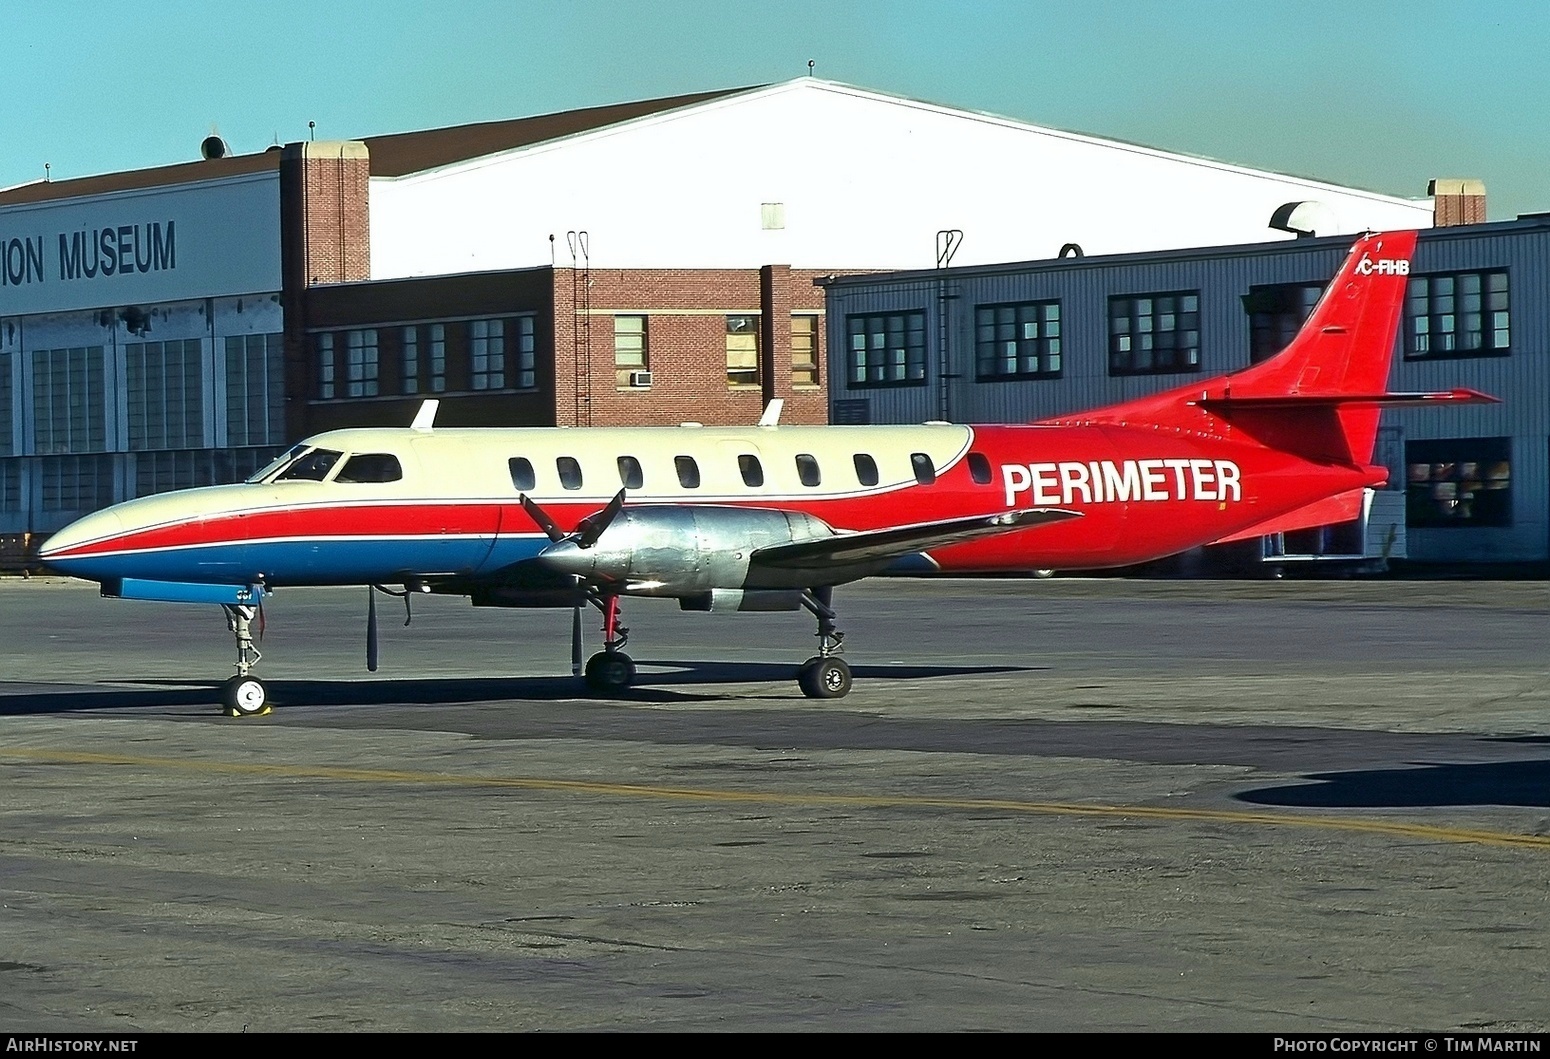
top-left (1428, 179), bottom-right (1486, 227)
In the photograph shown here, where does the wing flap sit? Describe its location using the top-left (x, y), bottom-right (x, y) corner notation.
top-left (751, 508), bottom-right (1080, 571)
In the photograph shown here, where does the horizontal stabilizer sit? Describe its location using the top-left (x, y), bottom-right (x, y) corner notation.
top-left (1192, 387), bottom-right (1497, 412)
top-left (752, 508), bottom-right (1080, 571)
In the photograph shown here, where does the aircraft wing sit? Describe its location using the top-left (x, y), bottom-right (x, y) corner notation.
top-left (750, 507), bottom-right (1080, 571)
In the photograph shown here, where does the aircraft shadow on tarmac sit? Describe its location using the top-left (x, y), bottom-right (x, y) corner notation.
top-left (1238, 759), bottom-right (1550, 810)
top-left (0, 660), bottom-right (1033, 716)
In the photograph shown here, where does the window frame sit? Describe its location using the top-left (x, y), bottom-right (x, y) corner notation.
top-left (614, 315), bottom-right (648, 388)
top-left (974, 300), bottom-right (1062, 381)
top-left (1107, 290), bottom-right (1201, 376)
top-left (1405, 437), bottom-right (1513, 528)
top-left (1404, 268), bottom-right (1511, 361)
top-left (846, 311), bottom-right (927, 388)
top-left (726, 315), bottom-right (761, 389)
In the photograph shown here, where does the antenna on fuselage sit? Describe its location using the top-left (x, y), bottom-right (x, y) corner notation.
top-left (757, 399), bottom-right (783, 428)
top-left (410, 400), bottom-right (440, 433)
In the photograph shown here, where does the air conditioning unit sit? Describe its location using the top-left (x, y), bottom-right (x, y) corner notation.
top-left (628, 371), bottom-right (653, 387)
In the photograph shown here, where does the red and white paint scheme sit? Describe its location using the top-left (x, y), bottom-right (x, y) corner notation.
top-left (41, 230), bottom-right (1491, 713)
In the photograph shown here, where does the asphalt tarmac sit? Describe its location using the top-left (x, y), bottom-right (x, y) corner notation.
top-left (1, 575), bottom-right (1547, 1032)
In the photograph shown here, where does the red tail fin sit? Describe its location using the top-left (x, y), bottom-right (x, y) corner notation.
top-left (1044, 230), bottom-right (1478, 466)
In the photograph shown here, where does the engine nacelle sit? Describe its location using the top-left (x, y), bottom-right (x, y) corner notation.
top-left (679, 588), bottom-right (805, 612)
top-left (533, 506), bottom-right (833, 595)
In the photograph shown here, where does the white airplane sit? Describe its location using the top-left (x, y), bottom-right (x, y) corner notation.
top-left (39, 230), bottom-right (1488, 715)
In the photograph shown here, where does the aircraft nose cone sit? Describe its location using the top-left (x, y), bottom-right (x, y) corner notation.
top-left (39, 508), bottom-right (125, 572)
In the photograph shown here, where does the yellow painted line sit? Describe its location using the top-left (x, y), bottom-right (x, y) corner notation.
top-left (6, 747), bottom-right (1549, 852)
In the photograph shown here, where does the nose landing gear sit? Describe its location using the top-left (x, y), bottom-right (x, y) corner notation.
top-left (220, 604), bottom-right (270, 717)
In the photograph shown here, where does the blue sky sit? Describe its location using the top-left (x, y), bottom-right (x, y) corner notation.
top-left (5, 1), bottom-right (1545, 218)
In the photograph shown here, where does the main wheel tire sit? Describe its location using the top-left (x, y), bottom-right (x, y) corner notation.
top-left (585, 651), bottom-right (635, 694)
top-left (221, 675), bottom-right (269, 716)
top-left (798, 656), bottom-right (851, 699)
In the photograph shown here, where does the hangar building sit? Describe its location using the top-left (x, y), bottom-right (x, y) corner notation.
top-left (1, 78), bottom-right (1434, 553)
top-left (819, 206), bottom-right (1547, 570)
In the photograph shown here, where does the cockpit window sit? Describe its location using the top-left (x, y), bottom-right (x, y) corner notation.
top-left (334, 453), bottom-right (403, 484)
top-left (247, 443), bottom-right (309, 483)
top-left (276, 448), bottom-right (343, 481)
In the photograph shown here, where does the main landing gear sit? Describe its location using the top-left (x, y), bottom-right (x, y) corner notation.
top-left (798, 587), bottom-right (851, 699)
top-left (577, 588), bottom-right (853, 699)
top-left (220, 603), bottom-right (270, 717)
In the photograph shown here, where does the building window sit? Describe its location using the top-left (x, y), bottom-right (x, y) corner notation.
top-left (791, 315), bottom-right (819, 387)
top-left (0, 352), bottom-right (12, 456)
top-left (226, 334), bottom-right (285, 446)
top-left (315, 334), bottom-right (335, 399)
top-left (1406, 438), bottom-right (1512, 528)
top-left (40, 453), bottom-right (113, 511)
top-left (512, 315), bottom-right (536, 389)
top-left (124, 339), bottom-right (203, 451)
top-left (0, 458), bottom-right (19, 511)
top-left (726, 315), bottom-right (760, 388)
top-left (847, 311), bottom-right (926, 387)
top-left (32, 346), bottom-right (106, 454)
top-left (470, 319), bottom-right (504, 390)
top-left (615, 316), bottom-right (647, 388)
top-left (345, 329), bottom-right (379, 397)
top-left (1405, 270), bottom-right (1510, 359)
top-left (1108, 291), bottom-right (1200, 375)
top-left (402, 327), bottom-right (419, 394)
top-left (975, 301), bottom-right (1061, 379)
top-left (427, 324), bottom-right (446, 392)
top-left (1244, 283), bottom-right (1324, 363)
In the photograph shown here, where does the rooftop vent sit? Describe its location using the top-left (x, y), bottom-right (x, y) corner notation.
top-left (1269, 200), bottom-right (1334, 238)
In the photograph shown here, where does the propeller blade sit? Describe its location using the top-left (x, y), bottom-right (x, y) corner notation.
top-left (366, 586), bottom-right (379, 673)
top-left (574, 489), bottom-right (626, 549)
top-left (519, 493), bottom-right (567, 544)
top-left (571, 605), bottom-right (583, 676)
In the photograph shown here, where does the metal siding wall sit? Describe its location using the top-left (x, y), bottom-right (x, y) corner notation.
top-left (825, 280), bottom-right (938, 424)
top-left (1394, 228), bottom-right (1549, 562)
top-left (825, 224), bottom-right (1550, 564)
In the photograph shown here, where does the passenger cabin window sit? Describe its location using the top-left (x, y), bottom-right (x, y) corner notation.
top-left (675, 455), bottom-right (701, 489)
top-left (557, 457), bottom-right (583, 490)
top-left (853, 453), bottom-right (879, 487)
top-left (796, 454), bottom-right (821, 487)
top-left (739, 454), bottom-right (764, 488)
top-left (335, 453), bottom-right (403, 483)
top-left (276, 448), bottom-right (342, 481)
top-left (617, 456), bottom-right (644, 490)
top-left (968, 452), bottom-right (992, 485)
top-left (911, 452), bottom-right (936, 485)
top-left (509, 457), bottom-right (536, 492)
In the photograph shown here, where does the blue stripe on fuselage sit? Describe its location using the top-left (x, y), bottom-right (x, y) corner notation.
top-left (47, 535), bottom-right (550, 587)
